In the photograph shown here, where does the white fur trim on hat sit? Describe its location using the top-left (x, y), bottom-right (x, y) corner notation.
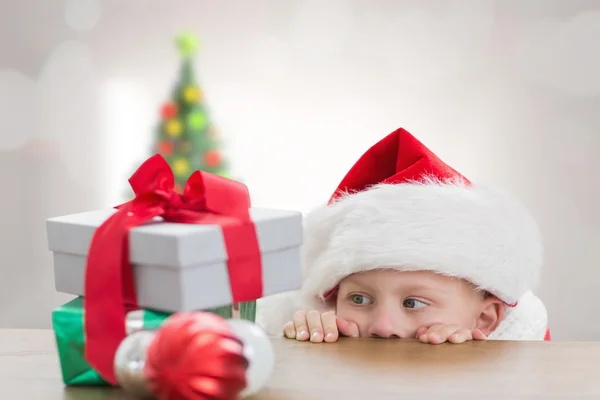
top-left (256, 289), bottom-right (549, 340)
top-left (298, 179), bottom-right (543, 307)
top-left (488, 291), bottom-right (548, 340)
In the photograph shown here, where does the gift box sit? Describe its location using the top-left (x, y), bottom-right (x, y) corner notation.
top-left (52, 297), bottom-right (257, 385)
top-left (45, 207), bottom-right (303, 312)
top-left (46, 154), bottom-right (303, 385)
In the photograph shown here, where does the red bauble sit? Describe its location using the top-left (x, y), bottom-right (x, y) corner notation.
top-left (158, 141), bottom-right (173, 156)
top-left (204, 150), bottom-right (221, 168)
top-left (144, 312), bottom-right (248, 400)
top-left (161, 103), bottom-right (178, 119)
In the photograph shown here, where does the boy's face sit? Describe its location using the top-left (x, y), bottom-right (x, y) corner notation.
top-left (335, 269), bottom-right (502, 338)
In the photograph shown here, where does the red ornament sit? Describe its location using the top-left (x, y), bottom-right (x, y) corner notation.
top-left (204, 150), bottom-right (221, 168)
top-left (158, 141), bottom-right (173, 156)
top-left (161, 102), bottom-right (178, 119)
top-left (144, 312), bottom-right (248, 400)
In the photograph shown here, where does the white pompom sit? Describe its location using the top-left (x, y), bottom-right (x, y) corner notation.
top-left (226, 319), bottom-right (276, 397)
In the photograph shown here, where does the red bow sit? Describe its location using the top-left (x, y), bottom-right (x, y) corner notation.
top-left (84, 154), bottom-right (263, 385)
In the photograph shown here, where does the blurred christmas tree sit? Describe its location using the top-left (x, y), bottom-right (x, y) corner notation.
top-left (146, 32), bottom-right (229, 194)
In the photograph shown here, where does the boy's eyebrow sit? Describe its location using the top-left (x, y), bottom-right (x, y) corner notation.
top-left (341, 275), bottom-right (457, 298)
top-left (340, 277), bottom-right (375, 293)
top-left (400, 285), bottom-right (443, 296)
top-left (398, 282), bottom-right (457, 300)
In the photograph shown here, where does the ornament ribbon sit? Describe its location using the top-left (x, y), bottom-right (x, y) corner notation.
top-left (84, 154), bottom-right (263, 384)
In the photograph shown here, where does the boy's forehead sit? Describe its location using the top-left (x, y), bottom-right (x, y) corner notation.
top-left (344, 269), bottom-right (432, 280)
top-left (341, 269), bottom-right (469, 287)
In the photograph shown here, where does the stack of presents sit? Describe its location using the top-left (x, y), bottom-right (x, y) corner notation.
top-left (45, 155), bottom-right (303, 385)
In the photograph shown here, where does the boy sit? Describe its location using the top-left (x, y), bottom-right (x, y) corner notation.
top-left (257, 128), bottom-right (549, 343)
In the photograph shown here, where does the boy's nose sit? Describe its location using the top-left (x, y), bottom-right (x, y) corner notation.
top-left (367, 312), bottom-right (410, 339)
top-left (370, 332), bottom-right (400, 339)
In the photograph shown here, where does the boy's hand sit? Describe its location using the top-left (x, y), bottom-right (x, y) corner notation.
top-left (283, 310), bottom-right (359, 342)
top-left (416, 324), bottom-right (487, 344)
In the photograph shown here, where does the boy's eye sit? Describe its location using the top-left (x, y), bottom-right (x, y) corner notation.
top-left (350, 294), bottom-right (371, 305)
top-left (403, 298), bottom-right (427, 309)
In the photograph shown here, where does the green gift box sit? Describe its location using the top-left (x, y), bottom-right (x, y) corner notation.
top-left (52, 297), bottom-right (256, 386)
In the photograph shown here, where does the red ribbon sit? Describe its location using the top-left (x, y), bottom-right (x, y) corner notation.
top-left (83, 154), bottom-right (263, 385)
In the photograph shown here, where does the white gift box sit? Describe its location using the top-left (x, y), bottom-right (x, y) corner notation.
top-left (45, 207), bottom-right (303, 312)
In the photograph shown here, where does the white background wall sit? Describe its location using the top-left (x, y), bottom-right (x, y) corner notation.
top-left (1, 0), bottom-right (599, 340)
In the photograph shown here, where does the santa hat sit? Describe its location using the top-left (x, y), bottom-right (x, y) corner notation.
top-left (257, 128), bottom-right (548, 340)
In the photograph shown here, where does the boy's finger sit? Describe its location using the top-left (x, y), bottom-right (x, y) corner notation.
top-left (424, 323), bottom-right (445, 333)
top-left (415, 326), bottom-right (428, 338)
top-left (306, 310), bottom-right (324, 342)
top-left (337, 318), bottom-right (359, 338)
top-left (347, 320), bottom-right (360, 337)
top-left (436, 325), bottom-right (461, 341)
top-left (472, 328), bottom-right (487, 341)
top-left (292, 311), bottom-right (309, 341)
top-left (418, 330), bottom-right (433, 343)
top-left (448, 328), bottom-right (473, 344)
top-left (321, 312), bottom-right (338, 342)
top-left (420, 325), bottom-right (460, 344)
top-left (283, 321), bottom-right (296, 339)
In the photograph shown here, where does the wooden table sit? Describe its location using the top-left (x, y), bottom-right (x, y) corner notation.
top-left (0, 329), bottom-right (598, 399)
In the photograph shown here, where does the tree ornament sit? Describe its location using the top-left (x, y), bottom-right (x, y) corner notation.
top-left (114, 330), bottom-right (155, 398)
top-left (227, 319), bottom-right (275, 397)
top-left (176, 33), bottom-right (199, 58)
top-left (160, 102), bottom-right (178, 119)
top-left (165, 119), bottom-right (183, 137)
top-left (204, 149), bottom-right (221, 168)
top-left (146, 313), bottom-right (247, 400)
top-left (172, 158), bottom-right (190, 178)
top-left (157, 141), bottom-right (173, 156)
top-left (113, 312), bottom-right (275, 400)
top-left (183, 86), bottom-right (202, 104)
top-left (188, 110), bottom-right (207, 130)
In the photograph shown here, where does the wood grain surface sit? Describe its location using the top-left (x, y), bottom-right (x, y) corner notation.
top-left (0, 329), bottom-right (598, 399)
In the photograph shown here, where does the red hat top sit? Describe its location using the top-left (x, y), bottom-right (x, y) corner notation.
top-left (329, 128), bottom-right (469, 204)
